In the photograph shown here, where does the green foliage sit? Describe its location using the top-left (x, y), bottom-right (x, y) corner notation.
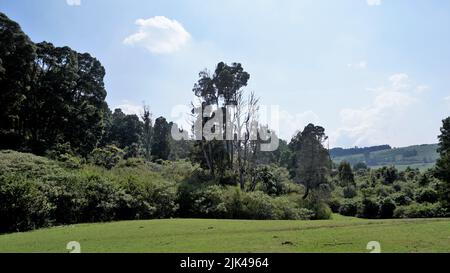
top-left (0, 175), bottom-right (52, 233)
top-left (435, 117), bottom-right (450, 210)
top-left (379, 198), bottom-right (396, 219)
top-left (176, 171), bottom-right (311, 221)
top-left (0, 13), bottom-right (36, 151)
top-left (0, 151), bottom-right (181, 232)
top-left (239, 191), bottom-right (276, 220)
top-left (151, 117), bottom-right (171, 161)
top-left (353, 162), bottom-right (368, 172)
top-left (289, 124), bottom-right (331, 199)
top-left (327, 197), bottom-right (342, 213)
top-left (357, 198), bottom-right (379, 219)
top-left (414, 187), bottom-right (438, 204)
top-left (272, 196), bottom-right (314, 220)
top-left (343, 186), bottom-right (357, 199)
top-left (89, 145), bottom-right (124, 169)
top-left (392, 192), bottom-right (413, 206)
top-left (394, 203), bottom-right (447, 219)
top-left (338, 161), bottom-right (355, 187)
top-left (104, 109), bottom-right (143, 150)
top-left (339, 199), bottom-right (359, 217)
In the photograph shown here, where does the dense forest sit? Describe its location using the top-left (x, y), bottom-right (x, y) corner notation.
top-left (1, 12), bottom-right (450, 234)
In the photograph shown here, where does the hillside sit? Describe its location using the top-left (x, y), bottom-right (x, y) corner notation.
top-left (1, 217), bottom-right (449, 253)
top-left (331, 144), bottom-right (439, 171)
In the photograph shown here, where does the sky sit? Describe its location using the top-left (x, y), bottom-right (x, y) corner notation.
top-left (1, 0), bottom-right (450, 148)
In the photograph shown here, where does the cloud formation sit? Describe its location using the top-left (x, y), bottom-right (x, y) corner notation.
top-left (331, 73), bottom-right (424, 147)
top-left (124, 16), bottom-right (191, 54)
top-left (115, 101), bottom-right (144, 118)
top-left (347, 61), bottom-right (367, 70)
top-left (261, 108), bottom-right (320, 141)
top-left (367, 0), bottom-right (382, 6)
top-left (66, 0), bottom-right (81, 6)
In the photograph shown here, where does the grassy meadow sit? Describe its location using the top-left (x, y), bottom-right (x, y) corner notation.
top-left (1, 215), bottom-right (449, 253)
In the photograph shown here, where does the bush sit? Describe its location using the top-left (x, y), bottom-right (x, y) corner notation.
top-left (414, 188), bottom-right (438, 204)
top-left (328, 197), bottom-right (341, 213)
top-left (339, 199), bottom-right (359, 217)
top-left (358, 198), bottom-right (379, 219)
top-left (379, 198), bottom-right (396, 218)
top-left (241, 191), bottom-right (276, 220)
top-left (0, 175), bottom-right (53, 232)
top-left (89, 145), bottom-right (124, 169)
top-left (0, 150), bottom-right (64, 178)
top-left (394, 203), bottom-right (447, 219)
top-left (272, 196), bottom-right (314, 220)
top-left (392, 192), bottom-right (413, 206)
top-left (104, 166), bottom-right (179, 220)
top-left (343, 186), bottom-right (357, 199)
top-left (193, 185), bottom-right (230, 219)
top-left (314, 203), bottom-right (333, 220)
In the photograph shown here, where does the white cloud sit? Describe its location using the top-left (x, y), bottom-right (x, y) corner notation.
top-left (367, 0), bottom-right (382, 6)
top-left (347, 61), bottom-right (367, 70)
top-left (115, 101), bottom-right (144, 118)
top-left (415, 85), bottom-right (430, 94)
top-left (264, 109), bottom-right (320, 141)
top-left (66, 0), bottom-right (81, 6)
top-left (123, 16), bottom-right (191, 54)
top-left (331, 73), bottom-right (425, 147)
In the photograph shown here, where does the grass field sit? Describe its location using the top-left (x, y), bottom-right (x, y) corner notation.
top-left (1, 215), bottom-right (450, 253)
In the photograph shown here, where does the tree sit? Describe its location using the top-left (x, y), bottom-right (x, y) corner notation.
top-left (141, 105), bottom-right (153, 161)
top-left (151, 117), bottom-right (171, 161)
top-left (0, 13), bottom-right (109, 156)
top-left (290, 124), bottom-right (331, 199)
top-left (353, 162), bottom-right (368, 172)
top-left (105, 109), bottom-right (143, 150)
top-left (0, 12), bottom-right (36, 150)
top-left (435, 117), bottom-right (450, 209)
top-left (338, 161), bottom-right (355, 187)
top-left (191, 62), bottom-right (251, 181)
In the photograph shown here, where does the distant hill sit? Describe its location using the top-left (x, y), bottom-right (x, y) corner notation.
top-left (330, 145), bottom-right (392, 158)
top-left (331, 144), bottom-right (439, 171)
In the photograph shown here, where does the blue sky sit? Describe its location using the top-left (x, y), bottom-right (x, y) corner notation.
top-left (1, 0), bottom-right (450, 147)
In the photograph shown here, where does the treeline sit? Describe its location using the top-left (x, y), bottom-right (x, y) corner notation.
top-left (330, 145), bottom-right (392, 158)
top-left (0, 12), bottom-right (183, 163)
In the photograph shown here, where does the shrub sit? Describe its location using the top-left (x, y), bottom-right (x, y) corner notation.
top-left (272, 196), bottom-right (314, 220)
top-left (193, 185), bottom-right (230, 219)
top-left (78, 174), bottom-right (123, 223)
top-left (241, 191), bottom-right (276, 220)
top-left (343, 186), bottom-right (357, 199)
top-left (379, 198), bottom-right (396, 218)
top-left (115, 175), bottom-right (177, 220)
top-left (0, 175), bottom-right (53, 233)
top-left (394, 203), bottom-right (447, 219)
top-left (313, 203), bottom-right (333, 220)
top-left (414, 187), bottom-right (438, 204)
top-left (339, 199), bottom-right (359, 217)
top-left (392, 192), bottom-right (413, 206)
top-left (0, 150), bottom-right (64, 178)
top-left (328, 197), bottom-right (342, 213)
top-left (358, 198), bottom-right (379, 219)
top-left (89, 145), bottom-right (124, 169)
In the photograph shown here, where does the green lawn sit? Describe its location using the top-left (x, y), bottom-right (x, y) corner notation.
top-left (1, 215), bottom-right (450, 253)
